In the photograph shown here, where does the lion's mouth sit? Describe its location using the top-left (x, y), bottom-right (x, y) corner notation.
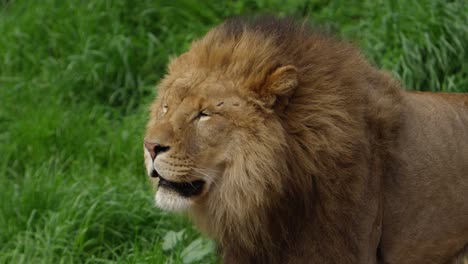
top-left (157, 174), bottom-right (205, 197)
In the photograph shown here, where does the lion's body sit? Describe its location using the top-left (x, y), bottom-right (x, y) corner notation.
top-left (381, 92), bottom-right (468, 263)
top-left (144, 17), bottom-right (468, 263)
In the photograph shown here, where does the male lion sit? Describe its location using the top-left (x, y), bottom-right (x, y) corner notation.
top-left (144, 17), bottom-right (468, 263)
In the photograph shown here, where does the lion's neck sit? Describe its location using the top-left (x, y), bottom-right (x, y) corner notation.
top-left (190, 179), bottom-right (309, 263)
top-left (189, 153), bottom-right (321, 263)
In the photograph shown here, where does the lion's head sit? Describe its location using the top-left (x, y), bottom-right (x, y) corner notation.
top-left (144, 18), bottom-right (321, 252)
top-left (143, 20), bottom-right (304, 209)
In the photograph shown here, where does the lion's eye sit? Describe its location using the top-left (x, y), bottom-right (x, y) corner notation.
top-left (162, 104), bottom-right (168, 114)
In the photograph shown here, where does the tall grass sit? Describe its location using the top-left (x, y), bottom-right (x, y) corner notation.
top-left (0, 0), bottom-right (466, 263)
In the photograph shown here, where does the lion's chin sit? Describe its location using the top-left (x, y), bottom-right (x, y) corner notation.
top-left (155, 187), bottom-right (193, 211)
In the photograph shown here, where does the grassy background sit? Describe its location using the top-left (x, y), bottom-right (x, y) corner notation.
top-left (0, 0), bottom-right (466, 263)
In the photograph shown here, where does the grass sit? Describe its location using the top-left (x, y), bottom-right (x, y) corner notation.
top-left (0, 0), bottom-right (466, 263)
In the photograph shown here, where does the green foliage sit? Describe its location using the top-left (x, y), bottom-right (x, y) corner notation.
top-left (0, 0), bottom-right (466, 263)
top-left (305, 0), bottom-right (468, 92)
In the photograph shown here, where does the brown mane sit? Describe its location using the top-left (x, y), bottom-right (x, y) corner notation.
top-left (177, 17), bottom-right (403, 263)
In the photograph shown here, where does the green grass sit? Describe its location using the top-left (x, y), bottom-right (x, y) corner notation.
top-left (0, 0), bottom-right (466, 263)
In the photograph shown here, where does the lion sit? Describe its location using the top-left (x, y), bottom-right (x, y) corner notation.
top-left (143, 17), bottom-right (468, 264)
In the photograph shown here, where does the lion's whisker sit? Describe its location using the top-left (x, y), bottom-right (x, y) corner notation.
top-left (192, 168), bottom-right (220, 189)
top-left (193, 165), bottom-right (222, 173)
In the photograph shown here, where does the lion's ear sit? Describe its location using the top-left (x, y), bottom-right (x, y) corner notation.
top-left (260, 65), bottom-right (298, 108)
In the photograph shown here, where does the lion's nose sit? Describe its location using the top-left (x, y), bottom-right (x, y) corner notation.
top-left (144, 140), bottom-right (170, 160)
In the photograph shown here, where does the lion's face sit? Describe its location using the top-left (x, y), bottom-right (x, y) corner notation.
top-left (145, 26), bottom-right (299, 215)
top-left (144, 72), bottom-right (261, 211)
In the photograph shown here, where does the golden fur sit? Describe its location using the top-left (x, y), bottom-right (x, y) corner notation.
top-left (144, 17), bottom-right (468, 263)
